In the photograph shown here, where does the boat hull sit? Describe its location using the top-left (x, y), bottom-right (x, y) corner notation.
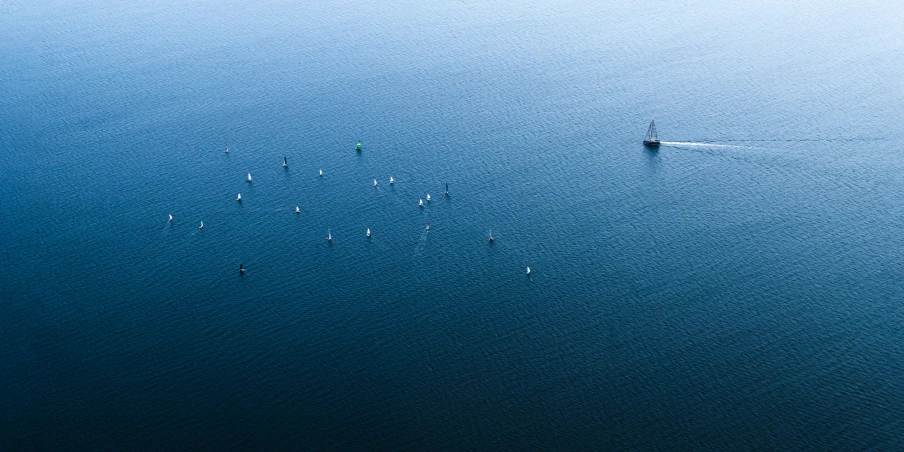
top-left (643, 140), bottom-right (660, 147)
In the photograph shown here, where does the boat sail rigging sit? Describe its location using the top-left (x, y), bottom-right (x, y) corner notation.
top-left (643, 120), bottom-right (660, 147)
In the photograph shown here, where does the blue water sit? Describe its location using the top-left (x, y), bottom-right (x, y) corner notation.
top-left (3, 0), bottom-right (904, 448)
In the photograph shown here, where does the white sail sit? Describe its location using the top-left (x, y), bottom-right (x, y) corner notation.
top-left (526, 266), bottom-right (531, 275)
top-left (374, 179), bottom-right (378, 187)
top-left (168, 214), bottom-right (173, 222)
top-left (419, 199), bottom-right (424, 207)
top-left (426, 194), bottom-right (431, 201)
top-left (199, 221), bottom-right (204, 229)
top-left (247, 173), bottom-right (252, 182)
top-left (319, 169), bottom-right (323, 176)
top-left (366, 228), bottom-right (371, 237)
top-left (237, 193), bottom-right (241, 201)
top-left (295, 206), bottom-right (300, 213)
top-left (389, 176), bottom-right (394, 184)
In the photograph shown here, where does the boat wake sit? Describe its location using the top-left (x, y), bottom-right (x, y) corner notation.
top-left (659, 141), bottom-right (746, 149)
top-left (413, 228), bottom-right (429, 257)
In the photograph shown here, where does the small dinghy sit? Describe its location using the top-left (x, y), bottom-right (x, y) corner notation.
top-left (237, 193), bottom-right (242, 202)
top-left (282, 156), bottom-right (288, 168)
top-left (296, 206), bottom-right (300, 213)
top-left (419, 199), bottom-right (424, 207)
top-left (389, 176), bottom-right (394, 184)
top-left (366, 228), bottom-right (371, 237)
top-left (247, 173), bottom-right (252, 183)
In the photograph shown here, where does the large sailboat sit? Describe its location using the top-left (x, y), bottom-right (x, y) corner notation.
top-left (643, 120), bottom-right (660, 147)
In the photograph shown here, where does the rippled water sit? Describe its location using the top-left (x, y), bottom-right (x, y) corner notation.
top-left (2, 0), bottom-right (904, 448)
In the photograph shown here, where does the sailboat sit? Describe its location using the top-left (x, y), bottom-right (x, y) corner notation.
top-left (295, 206), bottom-right (300, 213)
top-left (373, 179), bottom-right (378, 187)
top-left (366, 228), bottom-right (371, 237)
top-left (444, 182), bottom-right (449, 196)
top-left (199, 221), bottom-right (204, 230)
top-left (419, 199), bottom-right (424, 207)
top-left (356, 141), bottom-right (362, 151)
top-left (224, 144), bottom-right (229, 154)
top-left (239, 264), bottom-right (245, 274)
top-left (237, 193), bottom-right (242, 202)
top-left (488, 230), bottom-right (494, 243)
top-left (319, 169), bottom-right (323, 177)
top-left (282, 156), bottom-right (288, 168)
top-left (389, 176), bottom-right (394, 184)
top-left (327, 229), bottom-right (333, 242)
top-left (247, 173), bottom-right (252, 182)
top-left (426, 221), bottom-right (430, 231)
top-left (643, 120), bottom-right (660, 147)
top-left (526, 266), bottom-right (531, 275)
top-left (168, 214), bottom-right (173, 222)
top-left (426, 194), bottom-right (431, 202)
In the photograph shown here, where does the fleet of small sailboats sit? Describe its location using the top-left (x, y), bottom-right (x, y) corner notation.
top-left (193, 139), bottom-right (566, 275)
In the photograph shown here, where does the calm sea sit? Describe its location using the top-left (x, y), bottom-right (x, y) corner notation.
top-left (2, 0), bottom-right (904, 449)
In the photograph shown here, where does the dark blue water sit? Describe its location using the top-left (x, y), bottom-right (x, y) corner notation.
top-left (3, 0), bottom-right (904, 448)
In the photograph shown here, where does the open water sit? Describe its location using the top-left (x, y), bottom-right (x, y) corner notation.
top-left (2, 0), bottom-right (904, 449)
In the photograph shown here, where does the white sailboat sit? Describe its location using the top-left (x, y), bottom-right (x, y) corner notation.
top-left (373, 179), bottom-right (378, 187)
top-left (247, 173), bottom-right (252, 182)
top-left (237, 193), bottom-right (242, 202)
top-left (426, 194), bottom-right (431, 202)
top-left (199, 221), bottom-right (204, 229)
top-left (426, 221), bottom-right (430, 230)
top-left (282, 156), bottom-right (288, 168)
top-left (366, 228), bottom-right (371, 237)
top-left (389, 176), bottom-right (394, 184)
top-left (419, 199), bottom-right (424, 207)
top-left (224, 144), bottom-right (229, 154)
top-left (168, 214), bottom-right (173, 222)
top-left (295, 206), bottom-right (300, 213)
top-left (526, 266), bottom-right (531, 275)
top-left (319, 169), bottom-right (323, 177)
top-left (327, 229), bottom-right (333, 242)
top-left (488, 229), bottom-right (494, 243)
